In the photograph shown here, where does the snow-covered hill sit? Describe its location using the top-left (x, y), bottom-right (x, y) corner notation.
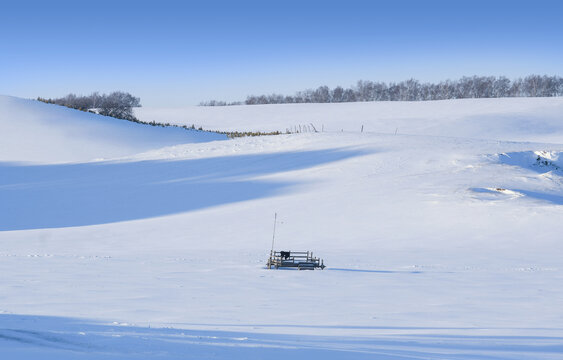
top-left (2, 96), bottom-right (563, 359)
top-left (0, 95), bottom-right (226, 163)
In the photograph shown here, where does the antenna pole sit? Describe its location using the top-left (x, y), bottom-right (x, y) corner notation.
top-left (271, 212), bottom-right (277, 254)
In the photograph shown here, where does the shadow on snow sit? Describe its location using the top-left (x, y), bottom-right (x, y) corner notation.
top-left (0, 148), bottom-right (365, 231)
top-left (327, 268), bottom-right (423, 274)
top-left (2, 314), bottom-right (563, 360)
top-left (513, 189), bottom-right (563, 205)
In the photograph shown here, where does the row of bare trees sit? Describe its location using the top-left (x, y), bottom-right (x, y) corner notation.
top-left (38, 91), bottom-right (141, 120)
top-left (201, 75), bottom-right (563, 106)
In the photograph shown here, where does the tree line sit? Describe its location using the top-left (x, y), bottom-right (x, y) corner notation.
top-left (38, 91), bottom-right (141, 121)
top-left (200, 75), bottom-right (563, 106)
top-left (35, 92), bottom-right (283, 138)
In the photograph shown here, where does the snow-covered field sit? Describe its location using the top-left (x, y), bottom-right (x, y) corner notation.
top-left (136, 97), bottom-right (563, 143)
top-left (2, 95), bottom-right (563, 359)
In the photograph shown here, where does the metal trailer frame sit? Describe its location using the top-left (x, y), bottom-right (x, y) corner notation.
top-left (267, 250), bottom-right (325, 270)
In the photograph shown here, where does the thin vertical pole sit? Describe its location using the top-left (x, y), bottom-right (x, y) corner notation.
top-left (271, 213), bottom-right (277, 254)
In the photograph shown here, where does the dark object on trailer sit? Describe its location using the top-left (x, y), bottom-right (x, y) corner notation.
top-left (267, 250), bottom-right (325, 270)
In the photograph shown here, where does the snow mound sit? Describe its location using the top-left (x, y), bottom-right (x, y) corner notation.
top-left (470, 150), bottom-right (563, 205)
top-left (497, 150), bottom-right (562, 173)
top-left (470, 187), bottom-right (524, 201)
top-left (0, 95), bottom-right (227, 163)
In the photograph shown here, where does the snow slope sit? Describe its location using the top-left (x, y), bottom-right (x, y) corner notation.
top-left (0, 95), bottom-right (226, 163)
top-left (2, 97), bottom-right (563, 359)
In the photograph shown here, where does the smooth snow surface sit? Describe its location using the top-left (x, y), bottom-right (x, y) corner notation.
top-left (2, 96), bottom-right (563, 359)
top-left (0, 95), bottom-right (226, 163)
top-left (136, 97), bottom-right (563, 142)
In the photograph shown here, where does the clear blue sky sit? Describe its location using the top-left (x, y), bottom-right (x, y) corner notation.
top-left (1, 0), bottom-right (561, 106)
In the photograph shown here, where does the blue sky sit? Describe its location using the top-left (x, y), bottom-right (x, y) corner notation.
top-left (1, 0), bottom-right (561, 106)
